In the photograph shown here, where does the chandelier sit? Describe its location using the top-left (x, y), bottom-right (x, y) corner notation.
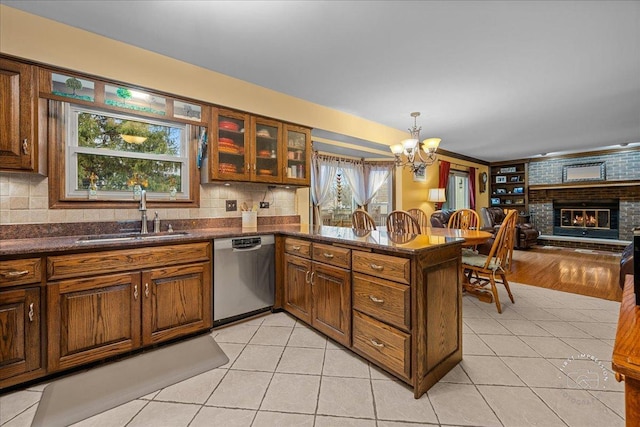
top-left (390, 112), bottom-right (441, 174)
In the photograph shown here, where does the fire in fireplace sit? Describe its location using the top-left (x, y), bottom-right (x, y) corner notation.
top-left (553, 199), bottom-right (619, 239)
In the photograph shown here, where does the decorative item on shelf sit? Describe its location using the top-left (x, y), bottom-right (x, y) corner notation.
top-left (510, 176), bottom-right (520, 182)
top-left (88, 172), bottom-right (98, 200)
top-left (500, 167), bottom-right (517, 173)
top-left (495, 176), bottom-right (507, 183)
top-left (127, 173), bottom-right (148, 200)
top-left (390, 112), bottom-right (441, 174)
top-left (491, 197), bottom-right (501, 205)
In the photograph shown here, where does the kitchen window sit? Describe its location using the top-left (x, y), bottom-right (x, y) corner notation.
top-left (49, 101), bottom-right (200, 207)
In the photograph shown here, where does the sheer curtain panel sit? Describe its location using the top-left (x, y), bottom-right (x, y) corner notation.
top-left (310, 154), bottom-right (339, 225)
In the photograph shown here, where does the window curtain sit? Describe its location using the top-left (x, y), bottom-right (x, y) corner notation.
top-left (341, 160), bottom-right (393, 209)
top-left (310, 154), bottom-right (339, 225)
top-left (437, 160), bottom-right (451, 210)
top-left (468, 166), bottom-right (476, 210)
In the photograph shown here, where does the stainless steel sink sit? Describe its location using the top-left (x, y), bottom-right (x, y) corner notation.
top-left (76, 231), bottom-right (189, 243)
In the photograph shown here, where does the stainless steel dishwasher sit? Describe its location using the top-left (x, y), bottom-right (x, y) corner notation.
top-left (213, 235), bottom-right (275, 326)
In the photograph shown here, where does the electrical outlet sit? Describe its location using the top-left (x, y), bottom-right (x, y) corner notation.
top-left (260, 201), bottom-right (270, 209)
top-left (226, 200), bottom-right (237, 211)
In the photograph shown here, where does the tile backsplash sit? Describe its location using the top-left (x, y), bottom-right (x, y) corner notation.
top-left (0, 173), bottom-right (298, 225)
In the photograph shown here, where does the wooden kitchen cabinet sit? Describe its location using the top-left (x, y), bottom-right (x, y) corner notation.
top-left (46, 242), bottom-right (212, 372)
top-left (283, 239), bottom-right (351, 347)
top-left (283, 124), bottom-right (311, 186)
top-left (0, 57), bottom-right (43, 173)
top-left (0, 287), bottom-right (42, 387)
top-left (47, 272), bottom-right (141, 372)
top-left (0, 257), bottom-right (45, 389)
top-left (203, 107), bottom-right (310, 186)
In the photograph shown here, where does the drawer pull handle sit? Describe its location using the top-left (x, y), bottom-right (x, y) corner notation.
top-left (369, 295), bottom-right (384, 304)
top-left (310, 271), bottom-right (315, 285)
top-left (22, 139), bottom-right (30, 155)
top-left (134, 285), bottom-right (139, 300)
top-left (1, 270), bottom-right (30, 279)
top-left (145, 283), bottom-right (150, 298)
top-left (292, 245), bottom-right (301, 251)
top-left (28, 303), bottom-right (34, 322)
top-left (370, 263), bottom-right (384, 271)
top-left (370, 339), bottom-right (385, 348)
top-left (322, 252), bottom-right (334, 259)
top-left (305, 270), bottom-right (310, 283)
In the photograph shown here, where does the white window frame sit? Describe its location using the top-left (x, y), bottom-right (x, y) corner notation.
top-left (65, 103), bottom-right (190, 201)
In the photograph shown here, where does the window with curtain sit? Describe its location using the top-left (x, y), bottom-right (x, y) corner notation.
top-left (314, 157), bottom-right (394, 227)
top-left (443, 170), bottom-right (470, 210)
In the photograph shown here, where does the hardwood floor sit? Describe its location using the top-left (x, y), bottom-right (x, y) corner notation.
top-left (508, 245), bottom-right (623, 301)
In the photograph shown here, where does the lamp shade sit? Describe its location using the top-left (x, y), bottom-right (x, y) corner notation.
top-left (427, 188), bottom-right (446, 203)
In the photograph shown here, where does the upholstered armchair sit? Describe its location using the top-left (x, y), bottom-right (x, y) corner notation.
top-left (430, 209), bottom-right (457, 228)
top-left (480, 207), bottom-right (539, 249)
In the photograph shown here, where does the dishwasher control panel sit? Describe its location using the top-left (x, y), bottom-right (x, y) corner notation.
top-left (232, 237), bottom-right (261, 249)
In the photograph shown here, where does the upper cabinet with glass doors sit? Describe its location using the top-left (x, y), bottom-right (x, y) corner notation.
top-left (211, 108), bottom-right (250, 181)
top-left (284, 124), bottom-right (311, 186)
top-left (204, 107), bottom-right (310, 186)
top-left (251, 116), bottom-right (283, 183)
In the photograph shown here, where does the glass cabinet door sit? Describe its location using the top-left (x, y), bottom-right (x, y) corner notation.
top-left (284, 124), bottom-right (311, 185)
top-left (213, 108), bottom-right (249, 180)
top-left (251, 117), bottom-right (282, 183)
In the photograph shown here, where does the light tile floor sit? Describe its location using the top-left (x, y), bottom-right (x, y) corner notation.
top-left (0, 282), bottom-right (625, 426)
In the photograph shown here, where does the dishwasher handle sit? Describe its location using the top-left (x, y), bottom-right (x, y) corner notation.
top-left (232, 244), bottom-right (262, 252)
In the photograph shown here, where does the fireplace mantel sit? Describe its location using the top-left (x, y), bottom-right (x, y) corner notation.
top-left (529, 179), bottom-right (640, 191)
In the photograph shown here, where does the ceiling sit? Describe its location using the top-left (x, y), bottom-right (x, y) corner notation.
top-left (4, 1), bottom-right (640, 162)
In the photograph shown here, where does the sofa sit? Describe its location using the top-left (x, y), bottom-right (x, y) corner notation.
top-left (480, 207), bottom-right (540, 249)
top-left (430, 209), bottom-right (457, 228)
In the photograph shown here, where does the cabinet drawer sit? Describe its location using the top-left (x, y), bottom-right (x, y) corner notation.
top-left (47, 242), bottom-right (211, 280)
top-left (353, 272), bottom-right (410, 331)
top-left (312, 243), bottom-right (351, 269)
top-left (0, 258), bottom-right (42, 288)
top-left (284, 238), bottom-right (311, 258)
top-left (353, 310), bottom-right (410, 380)
top-left (352, 251), bottom-right (410, 284)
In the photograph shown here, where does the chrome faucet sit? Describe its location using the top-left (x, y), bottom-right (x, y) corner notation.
top-left (139, 189), bottom-right (148, 234)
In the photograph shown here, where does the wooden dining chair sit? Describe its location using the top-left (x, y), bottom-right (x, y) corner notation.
top-left (407, 208), bottom-right (429, 231)
top-left (447, 208), bottom-right (480, 230)
top-left (386, 210), bottom-right (421, 234)
top-left (461, 209), bottom-right (517, 313)
top-left (351, 209), bottom-right (377, 230)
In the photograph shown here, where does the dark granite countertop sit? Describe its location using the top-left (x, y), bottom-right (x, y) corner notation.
top-left (0, 224), bottom-right (463, 257)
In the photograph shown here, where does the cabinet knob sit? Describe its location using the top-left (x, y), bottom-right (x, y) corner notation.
top-left (134, 284), bottom-right (139, 300)
top-left (22, 139), bottom-right (29, 155)
top-left (145, 283), bottom-right (150, 297)
top-left (28, 303), bottom-right (34, 322)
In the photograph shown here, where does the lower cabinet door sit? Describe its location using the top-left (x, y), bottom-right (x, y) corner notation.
top-left (311, 261), bottom-right (351, 346)
top-left (47, 272), bottom-right (141, 372)
top-left (0, 287), bottom-right (41, 383)
top-left (283, 254), bottom-right (312, 324)
top-left (142, 262), bottom-right (212, 345)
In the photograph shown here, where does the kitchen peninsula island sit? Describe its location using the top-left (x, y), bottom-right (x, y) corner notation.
top-left (1, 222), bottom-right (463, 398)
top-left (274, 226), bottom-right (463, 398)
